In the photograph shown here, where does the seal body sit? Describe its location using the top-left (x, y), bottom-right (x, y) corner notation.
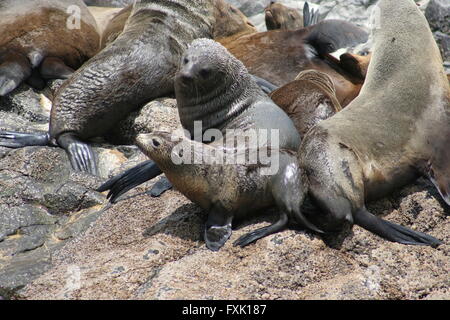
top-left (222, 20), bottom-right (368, 106)
top-left (298, 0), bottom-right (448, 246)
top-left (100, 0), bottom-right (256, 49)
top-left (0, 0), bottom-right (100, 95)
top-left (45, 0), bottom-right (215, 173)
top-left (265, 2), bottom-right (303, 31)
top-left (270, 70), bottom-right (342, 137)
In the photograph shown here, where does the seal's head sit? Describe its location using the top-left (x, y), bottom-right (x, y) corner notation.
top-left (175, 38), bottom-right (248, 97)
top-left (265, 2), bottom-right (303, 31)
top-left (175, 38), bottom-right (257, 137)
top-left (213, 0), bottom-right (256, 39)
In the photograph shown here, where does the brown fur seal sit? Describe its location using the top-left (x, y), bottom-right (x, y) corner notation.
top-left (100, 0), bottom-right (257, 49)
top-left (221, 19), bottom-right (368, 107)
top-left (0, 0), bottom-right (216, 175)
top-left (0, 0), bottom-right (100, 96)
top-left (265, 2), bottom-right (303, 31)
top-left (136, 131), bottom-right (318, 251)
top-left (296, 0), bottom-right (447, 246)
top-left (270, 70), bottom-right (342, 137)
top-left (104, 38), bottom-right (304, 250)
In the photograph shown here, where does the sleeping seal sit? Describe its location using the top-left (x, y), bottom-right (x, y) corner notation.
top-left (265, 2), bottom-right (303, 31)
top-left (297, 0), bottom-right (447, 246)
top-left (0, 0), bottom-right (100, 96)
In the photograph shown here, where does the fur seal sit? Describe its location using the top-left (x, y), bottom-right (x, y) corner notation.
top-left (270, 70), bottom-right (342, 137)
top-left (0, 0), bottom-right (100, 96)
top-left (100, 0), bottom-right (256, 49)
top-left (222, 19), bottom-right (368, 106)
top-left (296, 0), bottom-right (447, 246)
top-left (104, 38), bottom-right (304, 250)
top-left (0, 0), bottom-right (216, 175)
top-left (136, 131), bottom-right (318, 251)
top-left (265, 2), bottom-right (303, 31)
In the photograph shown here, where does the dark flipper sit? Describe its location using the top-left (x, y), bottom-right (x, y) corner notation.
top-left (97, 160), bottom-right (163, 203)
top-left (251, 74), bottom-right (279, 94)
top-left (57, 132), bottom-right (98, 176)
top-left (354, 208), bottom-right (442, 247)
top-left (303, 2), bottom-right (321, 27)
top-left (0, 131), bottom-right (50, 147)
top-left (425, 157), bottom-right (450, 207)
top-left (204, 203), bottom-right (233, 251)
top-left (233, 212), bottom-right (288, 247)
top-left (0, 53), bottom-right (32, 96)
top-left (40, 57), bottom-right (74, 80)
top-left (150, 176), bottom-right (173, 197)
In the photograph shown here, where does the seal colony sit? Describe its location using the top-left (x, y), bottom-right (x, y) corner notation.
top-left (0, 0), bottom-right (100, 96)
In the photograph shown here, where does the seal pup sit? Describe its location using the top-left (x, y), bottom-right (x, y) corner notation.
top-left (265, 2), bottom-right (303, 31)
top-left (0, 0), bottom-right (100, 96)
top-left (0, 0), bottom-right (215, 175)
top-left (136, 131), bottom-right (319, 251)
top-left (297, 0), bottom-right (447, 246)
top-left (270, 70), bottom-right (342, 137)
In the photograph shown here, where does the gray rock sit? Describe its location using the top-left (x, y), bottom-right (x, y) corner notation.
top-left (425, 0), bottom-right (450, 34)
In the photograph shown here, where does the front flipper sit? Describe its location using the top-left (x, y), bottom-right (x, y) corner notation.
top-left (204, 203), bottom-right (233, 251)
top-left (354, 208), bottom-right (442, 247)
top-left (40, 57), bottom-right (74, 80)
top-left (0, 53), bottom-right (32, 96)
top-left (0, 131), bottom-right (50, 147)
top-left (96, 160), bottom-right (164, 203)
top-left (57, 132), bottom-right (97, 176)
top-left (233, 212), bottom-right (288, 247)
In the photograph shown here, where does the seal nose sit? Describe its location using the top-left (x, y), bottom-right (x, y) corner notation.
top-left (178, 71), bottom-right (193, 84)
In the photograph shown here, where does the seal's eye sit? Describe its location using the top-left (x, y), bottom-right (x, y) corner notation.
top-left (199, 68), bottom-right (211, 79)
top-left (152, 138), bottom-right (161, 148)
top-left (183, 57), bottom-right (189, 64)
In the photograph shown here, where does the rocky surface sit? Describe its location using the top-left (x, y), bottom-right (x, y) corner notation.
top-left (0, 0), bottom-right (449, 300)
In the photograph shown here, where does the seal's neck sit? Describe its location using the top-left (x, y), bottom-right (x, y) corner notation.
top-left (177, 71), bottom-right (261, 140)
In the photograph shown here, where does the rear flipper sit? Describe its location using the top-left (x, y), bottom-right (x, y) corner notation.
top-left (303, 2), bottom-right (321, 27)
top-left (40, 57), bottom-right (75, 80)
top-left (57, 132), bottom-right (98, 176)
top-left (250, 74), bottom-right (279, 94)
top-left (233, 212), bottom-right (288, 247)
top-left (354, 208), bottom-right (442, 247)
top-left (0, 131), bottom-right (50, 147)
top-left (96, 159), bottom-right (164, 203)
top-left (205, 203), bottom-right (233, 251)
top-left (0, 53), bottom-right (32, 96)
